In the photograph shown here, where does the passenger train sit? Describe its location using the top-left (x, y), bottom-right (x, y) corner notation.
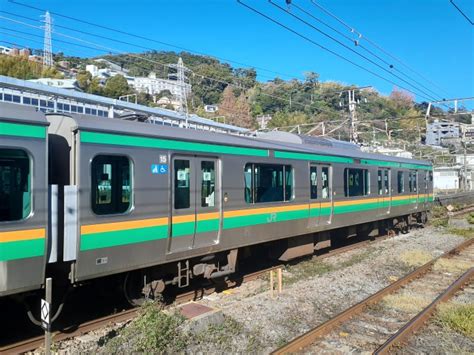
top-left (0, 103), bottom-right (433, 306)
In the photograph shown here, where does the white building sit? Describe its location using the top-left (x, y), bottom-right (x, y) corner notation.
top-left (129, 72), bottom-right (191, 98)
top-left (433, 166), bottom-right (461, 191)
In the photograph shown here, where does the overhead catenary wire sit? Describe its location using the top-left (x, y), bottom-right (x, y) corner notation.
top-left (6, 0), bottom-right (303, 81)
top-left (0, 15), bottom-right (343, 118)
top-left (309, 0), bottom-right (452, 97)
top-left (450, 0), bottom-right (474, 25)
top-left (237, 1), bottom-right (439, 103)
top-left (289, 1), bottom-right (446, 101)
top-left (268, 0), bottom-right (442, 102)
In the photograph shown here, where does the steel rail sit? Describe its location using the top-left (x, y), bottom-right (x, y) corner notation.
top-left (374, 267), bottom-right (473, 355)
top-left (271, 237), bottom-right (474, 355)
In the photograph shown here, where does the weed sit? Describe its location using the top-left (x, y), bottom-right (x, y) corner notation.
top-left (433, 258), bottom-right (471, 273)
top-left (383, 293), bottom-right (431, 313)
top-left (338, 249), bottom-right (374, 269)
top-left (399, 250), bottom-right (433, 267)
top-left (105, 301), bottom-right (187, 353)
top-left (448, 228), bottom-right (474, 239)
top-left (284, 258), bottom-right (333, 285)
top-left (466, 212), bottom-right (474, 225)
top-left (436, 303), bottom-right (474, 338)
top-left (430, 206), bottom-right (449, 227)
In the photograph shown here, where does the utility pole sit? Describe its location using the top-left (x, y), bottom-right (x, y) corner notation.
top-left (41, 11), bottom-right (53, 68)
top-left (168, 57), bottom-right (191, 126)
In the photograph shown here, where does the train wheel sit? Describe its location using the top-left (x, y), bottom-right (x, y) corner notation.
top-left (123, 272), bottom-right (146, 306)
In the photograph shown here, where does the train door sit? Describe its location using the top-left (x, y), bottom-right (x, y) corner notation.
top-left (169, 156), bottom-right (220, 253)
top-left (319, 165), bottom-right (333, 225)
top-left (193, 157), bottom-right (220, 249)
top-left (423, 171), bottom-right (429, 208)
top-left (409, 170), bottom-right (419, 209)
top-left (308, 164), bottom-right (320, 228)
top-left (377, 169), bottom-right (391, 215)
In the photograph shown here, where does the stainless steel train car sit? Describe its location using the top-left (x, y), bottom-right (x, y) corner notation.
top-left (0, 103), bottom-right (433, 303)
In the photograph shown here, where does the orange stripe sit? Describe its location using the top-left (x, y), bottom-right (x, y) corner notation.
top-left (81, 217), bottom-right (168, 234)
top-left (197, 212), bottom-right (220, 221)
top-left (0, 228), bottom-right (45, 243)
top-left (172, 215), bottom-right (195, 223)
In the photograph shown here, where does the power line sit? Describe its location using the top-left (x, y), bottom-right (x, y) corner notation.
top-left (450, 0), bottom-right (474, 25)
top-left (309, 0), bottom-right (452, 97)
top-left (237, 1), bottom-right (435, 102)
top-left (269, 0), bottom-right (441, 102)
top-left (290, 1), bottom-right (446, 101)
top-left (7, 0), bottom-right (303, 81)
top-left (0, 15), bottom-right (341, 117)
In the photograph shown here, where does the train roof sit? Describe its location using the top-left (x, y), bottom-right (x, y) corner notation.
top-left (47, 111), bottom-right (430, 167)
top-left (0, 102), bottom-right (48, 126)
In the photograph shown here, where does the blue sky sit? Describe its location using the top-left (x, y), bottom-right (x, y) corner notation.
top-left (0, 0), bottom-right (472, 106)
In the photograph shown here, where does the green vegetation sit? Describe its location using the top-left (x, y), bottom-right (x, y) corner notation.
top-left (436, 303), bottom-right (474, 339)
top-left (4, 48), bottom-right (468, 147)
top-left (105, 301), bottom-right (187, 353)
top-left (0, 55), bottom-right (63, 80)
top-left (466, 212), bottom-right (474, 224)
top-left (284, 258), bottom-right (334, 285)
top-left (448, 228), bottom-right (474, 239)
top-left (430, 205), bottom-right (449, 227)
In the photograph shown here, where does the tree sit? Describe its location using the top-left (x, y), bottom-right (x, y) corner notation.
top-left (76, 70), bottom-right (92, 91)
top-left (103, 74), bottom-right (130, 98)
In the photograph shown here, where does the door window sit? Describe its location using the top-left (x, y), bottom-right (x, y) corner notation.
top-left (174, 159), bottom-right (190, 209)
top-left (201, 161), bottom-right (215, 207)
top-left (322, 167), bottom-right (330, 199)
top-left (310, 166), bottom-right (317, 199)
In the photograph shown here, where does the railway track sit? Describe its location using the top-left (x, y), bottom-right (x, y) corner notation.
top-left (272, 237), bottom-right (474, 354)
top-left (2, 206), bottom-right (471, 354)
top-left (0, 231), bottom-right (397, 354)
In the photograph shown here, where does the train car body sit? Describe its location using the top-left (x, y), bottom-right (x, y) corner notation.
top-left (45, 110), bottom-right (433, 297)
top-left (0, 104), bottom-right (49, 297)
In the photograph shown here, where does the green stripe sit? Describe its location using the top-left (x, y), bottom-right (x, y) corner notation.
top-left (0, 121), bottom-right (46, 139)
top-left (197, 219), bottom-right (220, 233)
top-left (80, 225), bottom-right (168, 251)
top-left (361, 159), bottom-right (432, 171)
top-left (223, 209), bottom-right (308, 229)
top-left (81, 131), bottom-right (269, 157)
top-left (0, 238), bottom-right (45, 261)
top-left (274, 150), bottom-right (353, 164)
top-left (172, 221), bottom-right (195, 238)
top-left (80, 197), bottom-right (431, 250)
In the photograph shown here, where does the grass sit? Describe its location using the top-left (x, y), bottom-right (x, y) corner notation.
top-left (436, 303), bottom-right (474, 339)
top-left (466, 212), bottom-right (474, 225)
top-left (383, 293), bottom-right (432, 313)
top-left (447, 228), bottom-right (474, 239)
top-left (284, 258), bottom-right (334, 285)
top-left (430, 205), bottom-right (449, 227)
top-left (433, 258), bottom-right (471, 273)
top-left (399, 249), bottom-right (433, 267)
top-left (104, 301), bottom-right (187, 353)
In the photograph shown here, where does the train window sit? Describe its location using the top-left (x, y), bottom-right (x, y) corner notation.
top-left (384, 170), bottom-right (390, 194)
top-left (244, 163), bottom-right (293, 203)
top-left (344, 168), bottom-right (369, 197)
top-left (310, 166), bottom-right (317, 199)
top-left (174, 159), bottom-right (190, 209)
top-left (0, 149), bottom-right (31, 222)
top-left (201, 161), bottom-right (215, 207)
top-left (409, 171), bottom-right (417, 192)
top-left (397, 171), bottom-right (405, 193)
top-left (322, 167), bottom-right (330, 199)
top-left (91, 155), bottom-right (131, 215)
top-left (377, 170), bottom-right (383, 195)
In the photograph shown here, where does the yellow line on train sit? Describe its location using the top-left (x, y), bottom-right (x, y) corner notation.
top-left (0, 228), bottom-right (45, 243)
top-left (81, 217), bottom-right (169, 234)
